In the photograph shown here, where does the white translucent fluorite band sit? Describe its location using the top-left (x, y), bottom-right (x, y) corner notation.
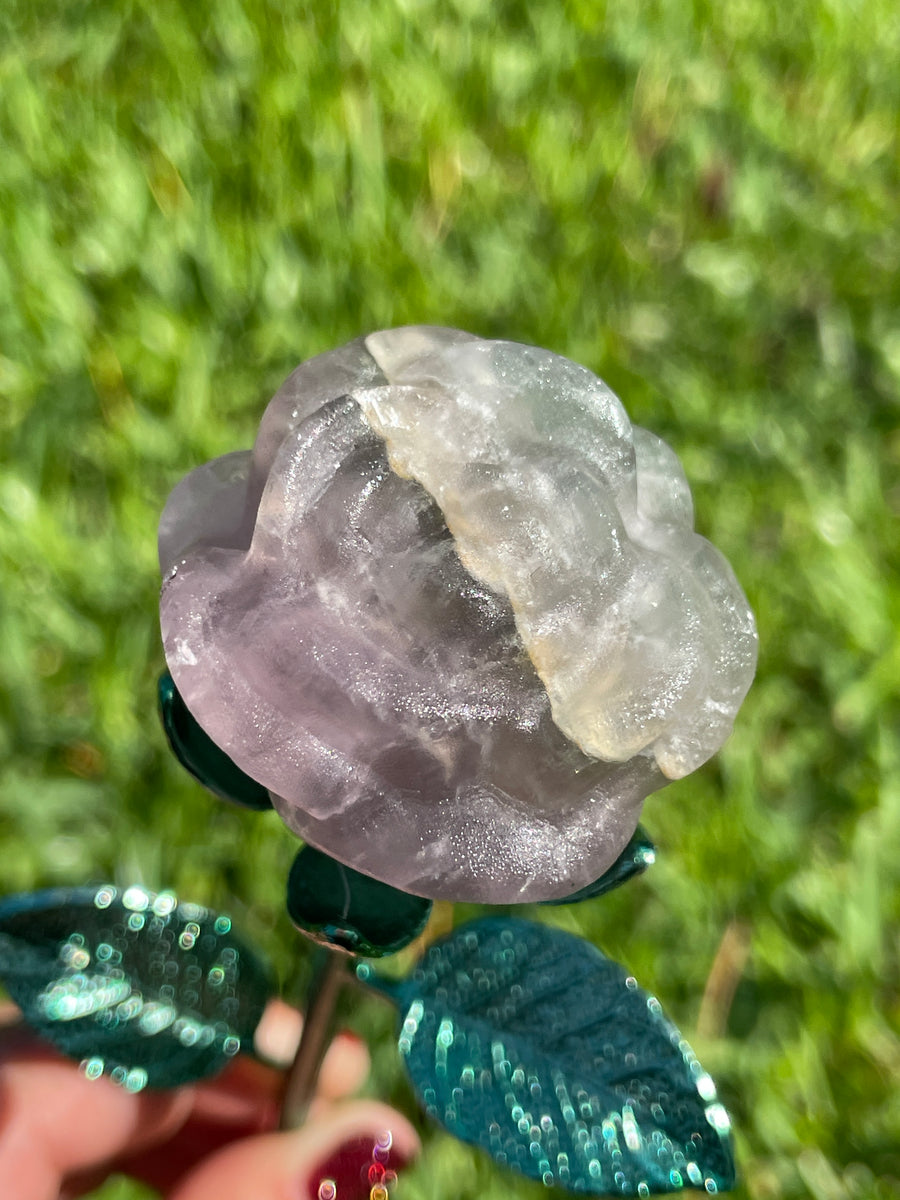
top-left (359, 328), bottom-right (757, 780)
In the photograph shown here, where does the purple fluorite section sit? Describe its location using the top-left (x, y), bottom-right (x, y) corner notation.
top-left (159, 330), bottom-right (752, 902)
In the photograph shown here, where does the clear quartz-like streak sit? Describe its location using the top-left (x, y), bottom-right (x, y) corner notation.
top-left (159, 328), bottom-right (757, 902)
top-left (360, 329), bottom-right (757, 779)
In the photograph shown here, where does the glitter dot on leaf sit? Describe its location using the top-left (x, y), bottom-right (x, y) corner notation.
top-left (0, 884), bottom-right (275, 1089)
top-left (359, 916), bottom-right (736, 1195)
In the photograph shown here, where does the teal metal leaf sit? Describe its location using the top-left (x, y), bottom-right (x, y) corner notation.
top-left (540, 827), bottom-right (656, 906)
top-left (359, 917), bottom-right (735, 1195)
top-left (287, 846), bottom-right (432, 957)
top-left (158, 671), bottom-right (272, 810)
top-left (0, 884), bottom-right (275, 1090)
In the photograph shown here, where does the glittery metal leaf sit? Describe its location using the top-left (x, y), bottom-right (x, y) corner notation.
top-left (359, 917), bottom-right (735, 1195)
top-left (539, 827), bottom-right (656, 906)
top-left (158, 671), bottom-right (273, 810)
top-left (287, 846), bottom-right (432, 957)
top-left (0, 884), bottom-right (274, 1090)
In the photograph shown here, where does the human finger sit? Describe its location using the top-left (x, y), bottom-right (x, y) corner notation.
top-left (0, 997), bottom-right (370, 1199)
top-left (103, 1028), bottom-right (365, 1197)
top-left (253, 998), bottom-right (370, 1098)
top-left (169, 1099), bottom-right (420, 1200)
top-left (103, 1002), bottom-right (370, 1193)
top-left (0, 1033), bottom-right (193, 1200)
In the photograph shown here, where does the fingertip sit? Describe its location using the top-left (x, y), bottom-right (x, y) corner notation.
top-left (318, 1031), bottom-right (370, 1100)
top-left (253, 999), bottom-right (304, 1067)
top-left (169, 1100), bottom-right (420, 1200)
top-left (0, 1049), bottom-right (194, 1200)
top-left (253, 1000), bottom-right (370, 1099)
top-left (0, 1002), bottom-right (21, 1029)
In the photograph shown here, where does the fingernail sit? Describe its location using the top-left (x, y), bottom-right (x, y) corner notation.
top-left (307, 1130), bottom-right (411, 1200)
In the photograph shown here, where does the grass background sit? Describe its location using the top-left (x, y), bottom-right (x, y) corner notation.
top-left (1, 1), bottom-right (898, 1197)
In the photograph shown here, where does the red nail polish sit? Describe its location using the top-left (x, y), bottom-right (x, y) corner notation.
top-left (307, 1131), bottom-right (410, 1200)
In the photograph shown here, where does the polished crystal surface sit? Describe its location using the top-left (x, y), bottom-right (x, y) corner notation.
top-left (538, 826), bottom-right (657, 906)
top-left (159, 328), bottom-right (756, 902)
top-left (360, 329), bottom-right (757, 778)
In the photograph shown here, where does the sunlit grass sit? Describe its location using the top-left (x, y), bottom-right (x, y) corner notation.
top-left (1, 2), bottom-right (898, 1197)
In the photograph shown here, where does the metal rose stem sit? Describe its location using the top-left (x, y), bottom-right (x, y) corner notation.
top-left (280, 948), bottom-right (350, 1129)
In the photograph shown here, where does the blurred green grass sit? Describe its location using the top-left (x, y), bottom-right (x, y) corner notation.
top-left (1, 1), bottom-right (898, 1197)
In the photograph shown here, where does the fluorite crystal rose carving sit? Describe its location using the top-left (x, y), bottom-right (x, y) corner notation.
top-left (159, 328), bottom-right (757, 902)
